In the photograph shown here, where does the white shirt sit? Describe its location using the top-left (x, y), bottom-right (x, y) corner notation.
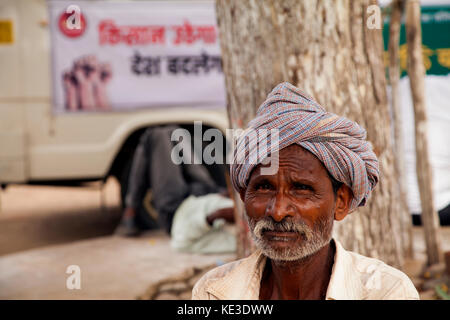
top-left (192, 239), bottom-right (419, 300)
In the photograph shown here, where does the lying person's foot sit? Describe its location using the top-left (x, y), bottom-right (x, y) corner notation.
top-left (114, 215), bottom-right (141, 237)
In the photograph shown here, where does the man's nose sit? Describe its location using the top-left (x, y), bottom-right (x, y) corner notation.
top-left (266, 191), bottom-right (295, 222)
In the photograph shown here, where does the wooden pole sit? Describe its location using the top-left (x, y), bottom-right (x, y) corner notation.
top-left (388, 0), bottom-right (413, 259)
top-left (405, 0), bottom-right (443, 265)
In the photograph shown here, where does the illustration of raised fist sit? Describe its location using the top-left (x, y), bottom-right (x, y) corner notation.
top-left (62, 55), bottom-right (113, 111)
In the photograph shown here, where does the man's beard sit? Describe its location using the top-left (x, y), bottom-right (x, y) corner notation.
top-left (246, 214), bottom-right (334, 262)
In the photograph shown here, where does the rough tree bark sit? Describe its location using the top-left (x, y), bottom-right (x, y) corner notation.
top-left (388, 0), bottom-right (413, 258)
top-left (217, 0), bottom-right (412, 268)
top-left (405, 0), bottom-right (443, 266)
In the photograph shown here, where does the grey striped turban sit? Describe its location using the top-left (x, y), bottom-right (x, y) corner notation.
top-left (230, 82), bottom-right (379, 212)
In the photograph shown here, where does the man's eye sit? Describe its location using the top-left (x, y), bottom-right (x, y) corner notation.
top-left (293, 182), bottom-right (312, 191)
top-left (255, 182), bottom-right (273, 190)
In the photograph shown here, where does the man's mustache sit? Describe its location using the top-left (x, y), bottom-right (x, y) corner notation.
top-left (252, 217), bottom-right (313, 240)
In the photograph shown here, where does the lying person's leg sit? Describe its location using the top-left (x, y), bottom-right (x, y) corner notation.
top-left (147, 126), bottom-right (191, 233)
top-left (115, 129), bottom-right (156, 236)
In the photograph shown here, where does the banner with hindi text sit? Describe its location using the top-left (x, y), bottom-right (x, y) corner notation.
top-left (48, 0), bottom-right (226, 113)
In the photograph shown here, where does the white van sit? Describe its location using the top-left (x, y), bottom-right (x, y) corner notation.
top-left (0, 0), bottom-right (228, 197)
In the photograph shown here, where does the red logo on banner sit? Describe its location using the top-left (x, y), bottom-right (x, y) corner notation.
top-left (58, 10), bottom-right (87, 38)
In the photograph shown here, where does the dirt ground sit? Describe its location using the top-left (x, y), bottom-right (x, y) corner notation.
top-left (0, 230), bottom-right (234, 299)
top-left (0, 178), bottom-right (122, 256)
top-left (0, 180), bottom-right (235, 299)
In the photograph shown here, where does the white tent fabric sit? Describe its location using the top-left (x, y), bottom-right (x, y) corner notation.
top-left (390, 75), bottom-right (450, 214)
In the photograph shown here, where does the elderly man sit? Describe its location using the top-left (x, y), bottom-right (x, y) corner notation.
top-left (192, 82), bottom-right (419, 300)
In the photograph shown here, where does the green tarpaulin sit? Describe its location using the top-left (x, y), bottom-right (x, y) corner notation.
top-left (383, 5), bottom-right (450, 76)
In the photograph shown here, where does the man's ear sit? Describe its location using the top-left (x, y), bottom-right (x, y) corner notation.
top-left (334, 185), bottom-right (353, 221)
top-left (239, 188), bottom-right (246, 203)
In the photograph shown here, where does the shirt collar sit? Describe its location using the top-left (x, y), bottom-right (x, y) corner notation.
top-left (205, 239), bottom-right (365, 300)
top-left (205, 249), bottom-right (266, 300)
top-left (325, 239), bottom-right (365, 300)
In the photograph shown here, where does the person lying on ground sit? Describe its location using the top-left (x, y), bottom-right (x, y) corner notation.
top-left (115, 125), bottom-right (221, 236)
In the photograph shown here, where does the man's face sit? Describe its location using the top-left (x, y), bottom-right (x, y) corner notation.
top-left (241, 144), bottom-right (338, 262)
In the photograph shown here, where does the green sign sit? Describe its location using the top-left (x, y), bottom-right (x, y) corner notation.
top-left (383, 5), bottom-right (450, 76)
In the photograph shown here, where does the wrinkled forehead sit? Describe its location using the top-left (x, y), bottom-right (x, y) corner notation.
top-left (248, 144), bottom-right (329, 181)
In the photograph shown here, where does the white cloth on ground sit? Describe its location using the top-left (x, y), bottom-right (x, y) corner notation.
top-left (170, 193), bottom-right (236, 254)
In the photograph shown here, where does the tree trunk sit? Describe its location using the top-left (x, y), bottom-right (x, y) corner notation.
top-left (405, 0), bottom-right (443, 266)
top-left (388, 0), bottom-right (413, 258)
top-left (217, 0), bottom-right (412, 268)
